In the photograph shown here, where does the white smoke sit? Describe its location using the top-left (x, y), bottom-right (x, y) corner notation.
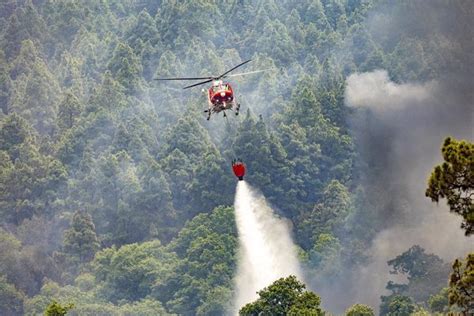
top-left (347, 206), bottom-right (472, 310)
top-left (339, 69), bottom-right (473, 312)
top-left (345, 70), bottom-right (435, 111)
top-left (232, 181), bottom-right (303, 314)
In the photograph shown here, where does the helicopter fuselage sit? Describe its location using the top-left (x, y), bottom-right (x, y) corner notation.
top-left (206, 81), bottom-right (239, 118)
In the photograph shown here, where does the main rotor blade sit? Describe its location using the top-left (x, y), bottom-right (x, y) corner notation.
top-left (217, 59), bottom-right (252, 79)
top-left (225, 69), bottom-right (269, 78)
top-left (154, 76), bottom-right (214, 81)
top-left (183, 79), bottom-right (213, 89)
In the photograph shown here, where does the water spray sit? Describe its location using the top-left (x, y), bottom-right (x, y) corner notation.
top-left (232, 181), bottom-right (303, 313)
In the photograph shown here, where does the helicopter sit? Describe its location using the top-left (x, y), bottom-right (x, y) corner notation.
top-left (155, 60), bottom-right (265, 120)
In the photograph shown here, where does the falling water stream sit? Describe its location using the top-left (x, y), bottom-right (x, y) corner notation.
top-left (232, 181), bottom-right (303, 313)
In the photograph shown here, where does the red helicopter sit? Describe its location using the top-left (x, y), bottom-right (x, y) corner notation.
top-left (155, 60), bottom-right (265, 120)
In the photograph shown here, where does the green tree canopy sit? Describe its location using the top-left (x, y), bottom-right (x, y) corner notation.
top-left (62, 210), bottom-right (99, 264)
top-left (428, 287), bottom-right (449, 314)
top-left (0, 275), bottom-right (24, 315)
top-left (380, 295), bottom-right (415, 316)
top-left (92, 240), bottom-right (177, 302)
top-left (239, 275), bottom-right (323, 316)
top-left (448, 252), bottom-right (474, 314)
top-left (155, 206), bottom-right (236, 315)
top-left (426, 137), bottom-right (473, 235)
top-left (383, 245), bottom-right (450, 303)
top-left (44, 300), bottom-right (74, 316)
top-left (345, 303), bottom-right (375, 316)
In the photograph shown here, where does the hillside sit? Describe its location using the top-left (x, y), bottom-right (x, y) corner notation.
top-left (0, 1), bottom-right (472, 315)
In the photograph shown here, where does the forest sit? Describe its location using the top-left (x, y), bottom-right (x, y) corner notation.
top-left (0, 0), bottom-right (472, 315)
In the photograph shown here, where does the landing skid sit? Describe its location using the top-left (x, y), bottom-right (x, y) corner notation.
top-left (204, 101), bottom-right (240, 120)
top-left (204, 109), bottom-right (211, 120)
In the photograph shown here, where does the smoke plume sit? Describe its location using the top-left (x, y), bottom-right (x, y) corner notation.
top-left (332, 1), bottom-right (474, 311)
top-left (342, 51), bottom-right (473, 316)
top-left (345, 70), bottom-right (434, 111)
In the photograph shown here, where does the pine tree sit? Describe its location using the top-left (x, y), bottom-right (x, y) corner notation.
top-left (3, 2), bottom-right (48, 60)
top-left (0, 113), bottom-right (33, 155)
top-left (426, 137), bottom-right (474, 236)
top-left (63, 210), bottom-right (99, 263)
top-left (0, 51), bottom-right (10, 114)
top-left (448, 253), bottom-right (474, 314)
top-left (9, 41), bottom-right (61, 135)
top-left (0, 275), bottom-right (24, 315)
top-left (0, 114), bottom-right (67, 224)
top-left (108, 42), bottom-right (143, 95)
top-left (57, 92), bottom-right (83, 131)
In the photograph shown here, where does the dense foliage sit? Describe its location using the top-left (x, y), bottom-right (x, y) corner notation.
top-left (380, 246), bottom-right (450, 315)
top-left (426, 137), bottom-right (474, 236)
top-left (448, 252), bottom-right (474, 314)
top-left (0, 0), bottom-right (471, 315)
top-left (345, 304), bottom-right (375, 316)
top-left (239, 275), bottom-right (323, 316)
top-left (44, 301), bottom-right (74, 316)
